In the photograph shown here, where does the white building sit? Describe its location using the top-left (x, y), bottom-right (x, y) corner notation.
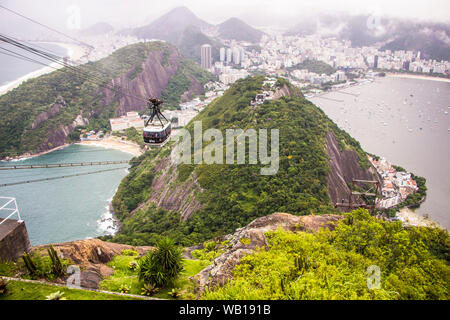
top-left (110, 112), bottom-right (144, 132)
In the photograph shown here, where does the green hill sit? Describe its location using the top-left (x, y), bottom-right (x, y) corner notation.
top-left (106, 76), bottom-right (373, 246)
top-left (217, 18), bottom-right (265, 43)
top-left (288, 59), bottom-right (336, 76)
top-left (0, 41), bottom-right (213, 159)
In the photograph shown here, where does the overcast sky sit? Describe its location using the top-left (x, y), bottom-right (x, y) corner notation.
top-left (1, 0), bottom-right (449, 31)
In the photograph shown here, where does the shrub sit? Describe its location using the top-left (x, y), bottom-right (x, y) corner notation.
top-left (0, 277), bottom-right (8, 295)
top-left (119, 284), bottom-right (130, 294)
top-left (141, 283), bottom-right (158, 296)
top-left (128, 261), bottom-right (139, 271)
top-left (138, 237), bottom-right (183, 287)
top-left (122, 249), bottom-right (139, 257)
top-left (169, 288), bottom-right (181, 299)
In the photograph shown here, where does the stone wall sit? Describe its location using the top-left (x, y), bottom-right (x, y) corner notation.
top-left (0, 218), bottom-right (31, 262)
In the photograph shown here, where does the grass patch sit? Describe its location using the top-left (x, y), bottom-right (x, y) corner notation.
top-left (99, 254), bottom-right (209, 299)
top-left (0, 280), bottom-right (143, 300)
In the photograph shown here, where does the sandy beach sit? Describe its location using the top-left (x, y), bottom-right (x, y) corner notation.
top-left (77, 136), bottom-right (143, 157)
top-left (397, 207), bottom-right (442, 228)
top-left (387, 73), bottom-right (450, 83)
top-left (0, 42), bottom-right (87, 96)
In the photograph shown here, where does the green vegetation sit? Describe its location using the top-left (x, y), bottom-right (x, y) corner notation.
top-left (161, 58), bottom-right (215, 109)
top-left (99, 251), bottom-right (209, 299)
top-left (0, 41), bottom-right (212, 159)
top-left (138, 238), bottom-right (183, 287)
top-left (108, 76), bottom-right (373, 246)
top-left (398, 174), bottom-right (427, 209)
top-left (288, 59), bottom-right (336, 76)
top-left (203, 209), bottom-right (450, 300)
top-left (113, 127), bottom-right (145, 147)
top-left (0, 280), bottom-right (143, 300)
top-left (21, 250), bottom-right (70, 281)
top-left (191, 240), bottom-right (230, 261)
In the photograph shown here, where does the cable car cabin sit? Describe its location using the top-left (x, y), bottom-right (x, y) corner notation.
top-left (143, 121), bottom-right (171, 144)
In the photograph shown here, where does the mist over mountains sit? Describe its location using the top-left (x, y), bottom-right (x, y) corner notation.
top-left (287, 13), bottom-right (450, 61)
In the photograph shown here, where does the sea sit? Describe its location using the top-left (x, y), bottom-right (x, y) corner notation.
top-left (0, 145), bottom-right (133, 245)
top-left (0, 42), bottom-right (68, 88)
top-left (310, 76), bottom-right (450, 229)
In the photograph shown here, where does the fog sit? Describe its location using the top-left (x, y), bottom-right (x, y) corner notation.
top-left (0, 0), bottom-right (449, 34)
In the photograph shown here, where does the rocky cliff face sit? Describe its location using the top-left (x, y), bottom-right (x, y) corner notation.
top-left (32, 239), bottom-right (152, 289)
top-left (192, 212), bottom-right (342, 293)
top-left (131, 155), bottom-right (204, 221)
top-left (325, 131), bottom-right (381, 206)
top-left (102, 48), bottom-right (182, 116)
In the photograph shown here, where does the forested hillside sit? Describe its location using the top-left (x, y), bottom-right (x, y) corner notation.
top-left (204, 209), bottom-right (449, 300)
top-left (0, 41), bottom-right (213, 159)
top-left (106, 76), bottom-right (374, 246)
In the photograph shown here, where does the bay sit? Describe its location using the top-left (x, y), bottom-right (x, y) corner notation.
top-left (0, 144), bottom-right (133, 245)
top-left (310, 76), bottom-right (450, 229)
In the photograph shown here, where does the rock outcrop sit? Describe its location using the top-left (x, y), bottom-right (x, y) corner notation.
top-left (131, 155), bottom-right (204, 221)
top-left (325, 131), bottom-right (381, 207)
top-left (32, 239), bottom-right (152, 289)
top-left (32, 97), bottom-right (67, 130)
top-left (192, 212), bottom-right (342, 294)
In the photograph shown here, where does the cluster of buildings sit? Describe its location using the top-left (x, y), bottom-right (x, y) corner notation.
top-left (109, 112), bottom-right (144, 132)
top-left (79, 130), bottom-right (105, 141)
top-left (199, 33), bottom-right (449, 90)
top-left (368, 155), bottom-right (419, 209)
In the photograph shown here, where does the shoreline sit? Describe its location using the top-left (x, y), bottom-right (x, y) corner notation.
top-left (76, 136), bottom-right (143, 157)
top-left (2, 136), bottom-right (143, 162)
top-left (0, 41), bottom-right (87, 96)
top-left (397, 207), bottom-right (442, 228)
top-left (1, 143), bottom-right (71, 162)
top-left (386, 73), bottom-right (450, 83)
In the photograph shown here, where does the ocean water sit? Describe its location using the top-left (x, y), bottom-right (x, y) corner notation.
top-left (0, 42), bottom-right (67, 87)
top-left (310, 76), bottom-right (450, 228)
top-left (0, 144), bottom-right (133, 245)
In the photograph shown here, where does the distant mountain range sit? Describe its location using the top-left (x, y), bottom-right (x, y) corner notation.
top-left (287, 14), bottom-right (450, 61)
top-left (79, 22), bottom-right (115, 36)
top-left (119, 7), bottom-right (265, 62)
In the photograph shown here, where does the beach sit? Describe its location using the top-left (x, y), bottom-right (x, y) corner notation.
top-left (0, 41), bottom-right (87, 96)
top-left (77, 136), bottom-right (143, 157)
top-left (387, 73), bottom-right (450, 83)
top-left (397, 207), bottom-right (441, 228)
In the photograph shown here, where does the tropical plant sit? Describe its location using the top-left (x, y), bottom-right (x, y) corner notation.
top-left (22, 252), bottom-right (37, 275)
top-left (141, 283), bottom-right (158, 296)
top-left (119, 284), bottom-right (130, 294)
top-left (47, 245), bottom-right (64, 276)
top-left (46, 291), bottom-right (66, 300)
top-left (169, 288), bottom-right (181, 299)
top-left (138, 237), bottom-right (183, 287)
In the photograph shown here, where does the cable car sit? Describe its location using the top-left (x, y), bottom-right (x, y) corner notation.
top-left (143, 98), bottom-right (171, 145)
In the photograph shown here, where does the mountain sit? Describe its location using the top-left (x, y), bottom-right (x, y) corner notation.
top-left (127, 6), bottom-right (212, 44)
top-left (0, 42), bottom-right (214, 159)
top-left (122, 8), bottom-right (265, 62)
top-left (106, 76), bottom-right (378, 246)
top-left (79, 22), bottom-right (114, 36)
top-left (217, 17), bottom-right (264, 43)
top-left (287, 14), bottom-right (450, 61)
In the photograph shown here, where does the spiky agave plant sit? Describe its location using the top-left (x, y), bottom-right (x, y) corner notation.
top-left (138, 237), bottom-right (183, 287)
